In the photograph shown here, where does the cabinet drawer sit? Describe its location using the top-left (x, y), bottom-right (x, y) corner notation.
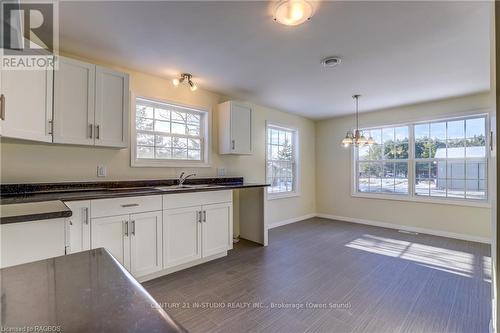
top-left (163, 190), bottom-right (232, 210)
top-left (91, 195), bottom-right (162, 218)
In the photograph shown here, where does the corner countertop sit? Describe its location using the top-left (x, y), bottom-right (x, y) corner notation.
top-left (0, 178), bottom-right (269, 224)
top-left (0, 200), bottom-right (72, 224)
top-left (0, 248), bottom-right (186, 333)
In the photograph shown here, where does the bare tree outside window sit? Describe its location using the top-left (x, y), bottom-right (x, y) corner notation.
top-left (266, 125), bottom-right (297, 195)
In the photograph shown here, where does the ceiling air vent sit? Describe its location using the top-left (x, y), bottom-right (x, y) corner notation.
top-left (321, 56), bottom-right (342, 68)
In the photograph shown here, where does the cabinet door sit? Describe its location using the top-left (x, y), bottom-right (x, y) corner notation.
top-left (53, 57), bottom-right (95, 145)
top-left (230, 103), bottom-right (251, 154)
top-left (0, 218), bottom-right (66, 268)
top-left (94, 66), bottom-right (129, 148)
top-left (65, 200), bottom-right (91, 254)
top-left (202, 202), bottom-right (232, 257)
top-left (163, 206), bottom-right (202, 268)
top-left (91, 215), bottom-right (130, 269)
top-left (129, 211), bottom-right (162, 277)
top-left (0, 53), bottom-right (53, 142)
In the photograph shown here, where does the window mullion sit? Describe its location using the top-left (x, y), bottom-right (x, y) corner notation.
top-left (408, 124), bottom-right (415, 198)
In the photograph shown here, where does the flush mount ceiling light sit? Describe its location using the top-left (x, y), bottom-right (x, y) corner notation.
top-left (172, 73), bottom-right (198, 91)
top-left (341, 95), bottom-right (376, 148)
top-left (274, 0), bottom-right (314, 26)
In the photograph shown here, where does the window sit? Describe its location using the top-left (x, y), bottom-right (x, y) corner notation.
top-left (414, 117), bottom-right (487, 200)
top-left (132, 97), bottom-right (209, 167)
top-left (266, 124), bottom-right (298, 197)
top-left (357, 126), bottom-right (409, 194)
top-left (354, 115), bottom-right (488, 203)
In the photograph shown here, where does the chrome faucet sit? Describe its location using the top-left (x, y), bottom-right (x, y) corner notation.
top-left (178, 172), bottom-right (196, 186)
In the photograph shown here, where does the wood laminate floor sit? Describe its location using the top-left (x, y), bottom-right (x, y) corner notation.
top-left (143, 218), bottom-right (491, 333)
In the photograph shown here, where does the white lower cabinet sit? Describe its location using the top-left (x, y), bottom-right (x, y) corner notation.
top-left (91, 214), bottom-right (130, 268)
top-left (65, 200), bottom-right (91, 254)
top-left (162, 191), bottom-right (233, 271)
top-left (202, 203), bottom-right (233, 257)
top-left (130, 211), bottom-right (163, 277)
top-left (1, 218), bottom-right (67, 268)
top-left (163, 207), bottom-right (202, 268)
top-left (90, 211), bottom-right (162, 278)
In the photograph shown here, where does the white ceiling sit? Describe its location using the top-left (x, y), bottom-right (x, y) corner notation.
top-left (59, 1), bottom-right (491, 119)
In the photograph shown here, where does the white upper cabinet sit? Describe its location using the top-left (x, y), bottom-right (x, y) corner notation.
top-left (0, 52), bottom-right (54, 142)
top-left (54, 59), bottom-right (129, 148)
top-left (218, 101), bottom-right (252, 155)
top-left (95, 66), bottom-right (129, 148)
top-left (53, 57), bottom-right (95, 145)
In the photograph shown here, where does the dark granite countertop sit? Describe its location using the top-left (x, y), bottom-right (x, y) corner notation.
top-left (0, 178), bottom-right (269, 224)
top-left (0, 200), bottom-right (72, 224)
top-left (0, 248), bottom-right (186, 333)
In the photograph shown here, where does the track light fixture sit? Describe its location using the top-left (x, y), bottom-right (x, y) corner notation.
top-left (172, 73), bottom-right (198, 91)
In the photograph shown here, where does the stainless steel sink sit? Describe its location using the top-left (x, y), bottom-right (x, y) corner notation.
top-left (155, 184), bottom-right (225, 191)
top-left (106, 187), bottom-right (157, 192)
top-left (154, 185), bottom-right (192, 191)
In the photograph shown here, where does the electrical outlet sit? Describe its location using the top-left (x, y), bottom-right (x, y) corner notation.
top-left (217, 168), bottom-right (226, 177)
top-left (97, 165), bottom-right (107, 177)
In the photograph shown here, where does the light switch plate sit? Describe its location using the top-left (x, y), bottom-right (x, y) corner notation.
top-left (97, 165), bottom-right (107, 177)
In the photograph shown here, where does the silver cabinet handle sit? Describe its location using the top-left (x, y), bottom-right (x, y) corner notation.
top-left (0, 94), bottom-right (5, 120)
top-left (124, 221), bottom-right (129, 236)
top-left (83, 207), bottom-right (89, 225)
top-left (121, 203), bottom-right (139, 208)
top-left (89, 124), bottom-right (93, 138)
top-left (203, 210), bottom-right (206, 223)
top-left (48, 120), bottom-right (53, 135)
top-left (96, 124), bottom-right (100, 139)
top-left (131, 220), bottom-right (135, 235)
top-left (197, 211), bottom-right (202, 223)
top-left (231, 140), bottom-right (235, 150)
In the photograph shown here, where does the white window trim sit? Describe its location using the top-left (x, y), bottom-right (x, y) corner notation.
top-left (265, 121), bottom-right (300, 200)
top-left (130, 93), bottom-right (211, 168)
top-left (351, 110), bottom-right (491, 208)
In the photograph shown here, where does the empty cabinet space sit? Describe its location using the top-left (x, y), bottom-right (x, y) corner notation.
top-left (218, 101), bottom-right (252, 154)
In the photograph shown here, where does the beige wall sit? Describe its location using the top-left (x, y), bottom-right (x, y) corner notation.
top-left (0, 55), bottom-right (316, 226)
top-left (315, 92), bottom-right (493, 240)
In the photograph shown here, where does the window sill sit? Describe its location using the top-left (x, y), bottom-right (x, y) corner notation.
top-left (267, 192), bottom-right (301, 200)
top-left (131, 159), bottom-right (211, 168)
top-left (351, 192), bottom-right (491, 208)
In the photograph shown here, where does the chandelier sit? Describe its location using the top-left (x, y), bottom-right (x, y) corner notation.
top-left (341, 95), bottom-right (376, 147)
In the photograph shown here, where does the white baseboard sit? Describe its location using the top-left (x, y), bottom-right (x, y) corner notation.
top-left (268, 213), bottom-right (317, 229)
top-left (316, 213), bottom-right (491, 244)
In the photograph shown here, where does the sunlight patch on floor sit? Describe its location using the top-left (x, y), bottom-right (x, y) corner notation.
top-left (345, 234), bottom-right (484, 278)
